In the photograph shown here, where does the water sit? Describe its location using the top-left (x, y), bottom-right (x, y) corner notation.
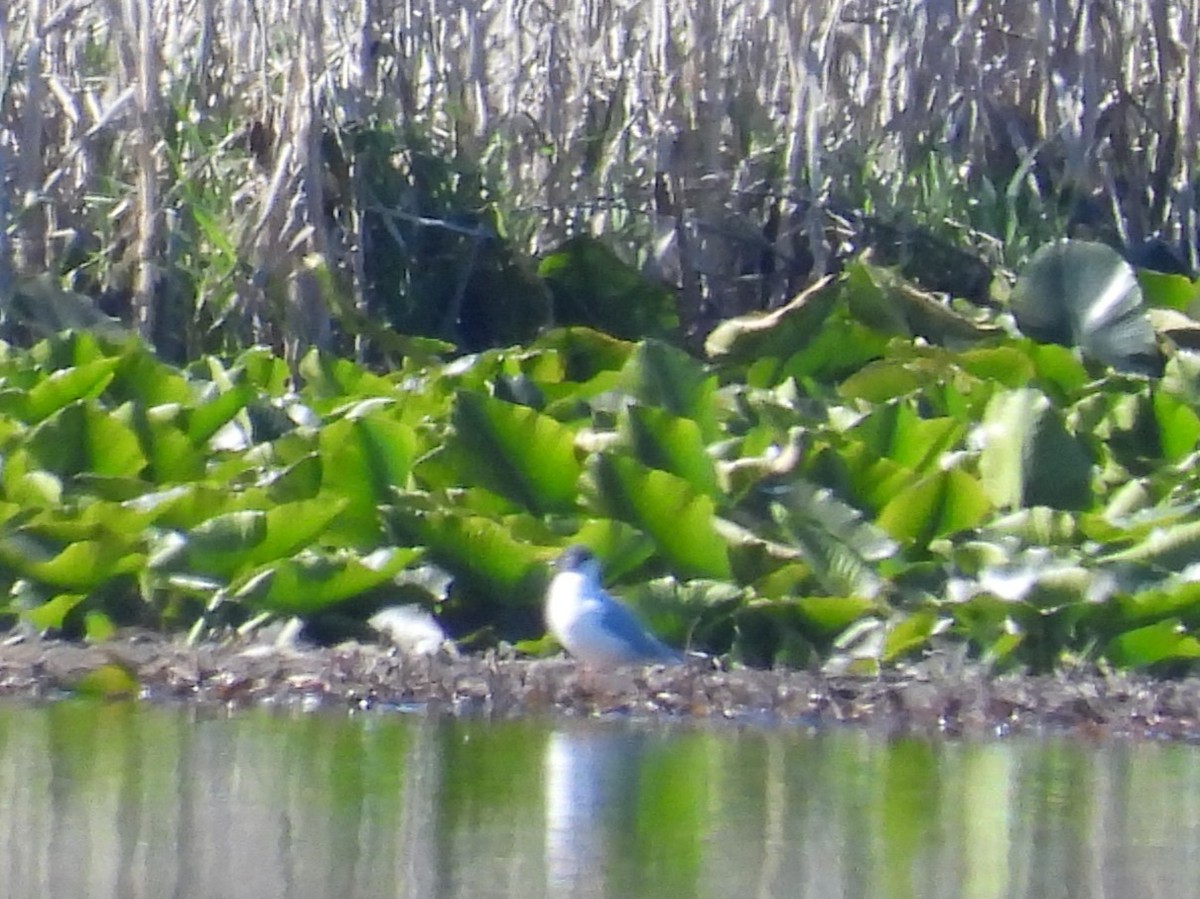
top-left (1, 701), bottom-right (1199, 898)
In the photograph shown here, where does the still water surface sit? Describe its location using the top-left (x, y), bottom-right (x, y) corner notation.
top-left (1, 701), bottom-right (1198, 898)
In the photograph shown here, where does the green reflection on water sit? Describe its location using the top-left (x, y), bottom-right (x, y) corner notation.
top-left (1, 702), bottom-right (1200, 899)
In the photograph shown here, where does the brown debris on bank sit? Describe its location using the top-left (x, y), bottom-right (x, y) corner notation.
top-left (2, 633), bottom-right (1200, 740)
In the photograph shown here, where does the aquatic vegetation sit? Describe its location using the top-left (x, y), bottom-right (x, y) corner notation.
top-left (0, 239), bottom-right (1196, 676)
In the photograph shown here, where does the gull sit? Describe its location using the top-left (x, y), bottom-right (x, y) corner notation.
top-left (545, 545), bottom-right (683, 667)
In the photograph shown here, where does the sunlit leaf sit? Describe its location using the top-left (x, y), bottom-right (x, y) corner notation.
top-left (584, 453), bottom-right (731, 580)
top-left (768, 486), bottom-right (894, 599)
top-left (1106, 619), bottom-right (1200, 667)
top-left (1101, 519), bottom-right (1200, 571)
top-left (72, 662), bottom-right (138, 698)
top-left (621, 340), bottom-right (719, 440)
top-left (384, 506), bottom-right (546, 605)
top-left (320, 413), bottom-right (417, 542)
top-left (418, 391), bottom-right (581, 514)
top-left (176, 498), bottom-right (347, 578)
top-left (26, 402), bottom-right (148, 479)
top-left (233, 547), bottom-right (421, 613)
top-left (19, 358), bottom-right (120, 422)
top-left (187, 384), bottom-right (257, 445)
top-left (705, 276), bottom-right (839, 363)
top-left (849, 402), bottom-right (965, 472)
top-left (977, 388), bottom-right (1092, 510)
top-left (621, 404), bottom-right (719, 497)
top-left (1153, 390), bottom-right (1200, 462)
top-left (23, 593), bottom-right (87, 630)
top-left (878, 468), bottom-right (992, 546)
top-left (0, 534), bottom-right (143, 590)
top-left (1011, 239), bottom-right (1162, 376)
top-left (1138, 268), bottom-right (1200, 312)
top-left (883, 609), bottom-right (941, 661)
top-left (794, 595), bottom-right (879, 635)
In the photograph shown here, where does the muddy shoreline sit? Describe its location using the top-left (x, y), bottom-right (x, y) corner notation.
top-left (3, 634), bottom-right (1200, 740)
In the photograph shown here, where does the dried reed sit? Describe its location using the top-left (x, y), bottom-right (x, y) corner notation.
top-left (0, 0), bottom-right (1195, 354)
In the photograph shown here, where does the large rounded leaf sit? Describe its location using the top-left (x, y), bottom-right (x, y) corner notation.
top-left (704, 276), bottom-right (839, 363)
top-left (169, 498), bottom-right (348, 579)
top-left (417, 391), bottom-right (582, 514)
top-left (584, 453), bottom-right (731, 580)
top-left (1011, 240), bottom-right (1162, 375)
top-left (619, 340), bottom-right (719, 439)
top-left (977, 388), bottom-right (1092, 511)
top-left (27, 402), bottom-right (148, 480)
top-left (320, 413), bottom-right (417, 542)
top-left (877, 468), bottom-right (992, 546)
top-left (620, 404), bottom-right (718, 497)
top-left (384, 506), bottom-right (546, 605)
top-left (233, 547), bottom-right (421, 614)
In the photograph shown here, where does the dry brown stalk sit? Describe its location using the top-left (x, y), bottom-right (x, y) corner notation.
top-left (0, 0), bottom-right (1193, 351)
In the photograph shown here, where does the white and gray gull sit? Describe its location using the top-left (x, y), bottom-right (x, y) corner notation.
top-left (544, 545), bottom-right (683, 666)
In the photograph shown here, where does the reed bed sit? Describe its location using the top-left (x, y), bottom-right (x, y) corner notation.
top-left (1, 0), bottom-right (1197, 357)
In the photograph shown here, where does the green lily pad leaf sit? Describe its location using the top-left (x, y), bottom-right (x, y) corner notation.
top-left (844, 258), bottom-right (1001, 341)
top-left (956, 346), bottom-right (1037, 387)
top-left (959, 552), bottom-right (1112, 611)
top-left (84, 610), bottom-right (116, 642)
top-left (1011, 239), bottom-right (1163, 376)
top-left (418, 391), bottom-right (580, 514)
top-left (187, 384), bottom-right (257, 445)
top-left (834, 443), bottom-right (915, 513)
top-left (883, 609), bottom-right (941, 661)
top-left (234, 346), bottom-right (294, 394)
top-left (584, 453), bottom-right (731, 580)
top-left (878, 468), bottom-right (992, 546)
top-left (849, 402), bottom-right (965, 472)
top-left (771, 313), bottom-right (891, 388)
top-left (19, 357), bottom-right (120, 422)
top-left (0, 534), bottom-right (143, 590)
top-left (618, 576), bottom-right (742, 648)
top-left (3, 459), bottom-right (63, 507)
top-left (620, 340), bottom-right (718, 440)
top-left (24, 592), bottom-right (87, 630)
top-left (566, 520), bottom-right (655, 580)
top-left (233, 547), bottom-right (421, 614)
top-left (794, 595), bottom-right (879, 636)
top-left (320, 414), bottom-right (417, 543)
top-left (705, 276), bottom-right (839, 363)
top-left (384, 506), bottom-right (546, 605)
top-left (621, 404), bottom-right (718, 497)
top-left (24, 500), bottom-right (159, 545)
top-left (179, 498), bottom-right (347, 578)
top-left (977, 388), bottom-right (1092, 510)
top-left (298, 349), bottom-right (403, 401)
top-left (533, 327), bottom-right (635, 382)
top-left (269, 454), bottom-right (323, 503)
top-left (26, 402), bottom-right (148, 479)
top-left (1106, 618), bottom-right (1200, 667)
top-left (1101, 518), bottom-right (1200, 571)
top-left (109, 346), bottom-right (194, 407)
top-left (837, 358), bottom-right (927, 403)
top-left (1112, 582), bottom-right (1200, 630)
top-left (769, 483), bottom-right (896, 599)
top-left (1137, 269), bottom-right (1200, 312)
top-left (124, 484), bottom-right (244, 531)
top-left (140, 408), bottom-right (205, 483)
top-left (985, 506), bottom-right (1083, 545)
top-left (1153, 390), bottom-right (1200, 462)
